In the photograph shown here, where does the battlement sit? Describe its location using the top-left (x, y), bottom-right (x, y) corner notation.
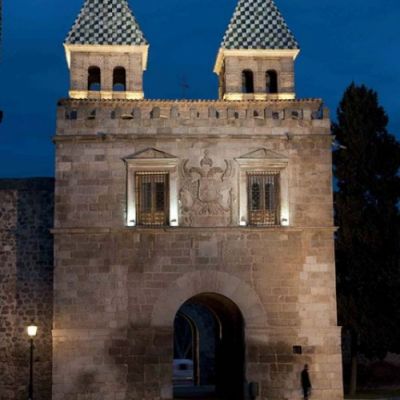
top-left (56, 98), bottom-right (330, 137)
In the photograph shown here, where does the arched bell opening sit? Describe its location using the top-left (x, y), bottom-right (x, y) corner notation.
top-left (266, 70), bottom-right (278, 94)
top-left (88, 66), bottom-right (101, 91)
top-left (113, 66), bottom-right (127, 91)
top-left (173, 293), bottom-right (245, 400)
top-left (242, 70), bottom-right (254, 94)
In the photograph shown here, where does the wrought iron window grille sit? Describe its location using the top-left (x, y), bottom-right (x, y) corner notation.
top-left (247, 171), bottom-right (280, 226)
top-left (135, 172), bottom-right (169, 226)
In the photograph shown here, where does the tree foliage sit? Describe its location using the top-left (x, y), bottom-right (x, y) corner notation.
top-left (333, 83), bottom-right (400, 359)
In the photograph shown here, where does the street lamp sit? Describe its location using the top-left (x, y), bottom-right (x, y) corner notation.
top-left (27, 324), bottom-right (38, 400)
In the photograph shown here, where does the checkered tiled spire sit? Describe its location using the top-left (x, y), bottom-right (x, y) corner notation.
top-left (221, 0), bottom-right (299, 50)
top-left (65, 0), bottom-right (148, 45)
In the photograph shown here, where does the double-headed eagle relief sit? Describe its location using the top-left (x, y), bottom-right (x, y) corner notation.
top-left (180, 151), bottom-right (234, 226)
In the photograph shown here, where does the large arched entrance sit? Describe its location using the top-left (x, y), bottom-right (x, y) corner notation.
top-left (173, 293), bottom-right (244, 400)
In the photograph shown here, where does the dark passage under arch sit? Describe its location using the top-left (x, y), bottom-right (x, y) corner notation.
top-left (173, 293), bottom-right (245, 400)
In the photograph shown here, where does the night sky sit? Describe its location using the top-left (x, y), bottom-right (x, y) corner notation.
top-left (0, 0), bottom-right (399, 178)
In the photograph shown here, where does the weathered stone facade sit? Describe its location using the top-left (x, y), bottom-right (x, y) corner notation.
top-left (0, 0), bottom-right (344, 399)
top-left (216, 54), bottom-right (297, 100)
top-left (52, 97), bottom-right (343, 400)
top-left (0, 179), bottom-right (54, 400)
top-left (67, 48), bottom-right (147, 101)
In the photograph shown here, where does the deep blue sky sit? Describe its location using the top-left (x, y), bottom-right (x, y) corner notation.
top-left (0, 0), bottom-right (399, 178)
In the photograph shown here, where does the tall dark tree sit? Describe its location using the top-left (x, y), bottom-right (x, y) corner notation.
top-left (333, 83), bottom-right (400, 393)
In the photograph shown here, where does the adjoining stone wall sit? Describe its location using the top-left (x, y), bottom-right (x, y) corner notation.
top-left (0, 179), bottom-right (54, 400)
top-left (0, 190), bottom-right (18, 400)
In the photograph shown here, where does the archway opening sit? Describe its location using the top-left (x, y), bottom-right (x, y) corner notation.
top-left (173, 293), bottom-right (244, 400)
top-left (113, 66), bottom-right (126, 91)
top-left (88, 66), bottom-right (101, 91)
top-left (242, 70), bottom-right (254, 94)
top-left (266, 70), bottom-right (278, 94)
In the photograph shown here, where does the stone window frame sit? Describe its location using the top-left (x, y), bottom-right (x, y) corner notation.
top-left (126, 158), bottom-right (179, 227)
top-left (236, 157), bottom-right (289, 227)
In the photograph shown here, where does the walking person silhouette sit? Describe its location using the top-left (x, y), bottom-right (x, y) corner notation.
top-left (301, 364), bottom-right (312, 400)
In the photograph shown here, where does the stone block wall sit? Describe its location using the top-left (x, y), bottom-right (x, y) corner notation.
top-left (52, 228), bottom-right (342, 400)
top-left (52, 98), bottom-right (343, 400)
top-left (57, 98), bottom-right (328, 137)
top-left (0, 179), bottom-right (54, 400)
top-left (55, 99), bottom-right (332, 231)
top-left (69, 50), bottom-right (145, 99)
top-left (223, 55), bottom-right (295, 96)
top-left (0, 189), bottom-right (18, 400)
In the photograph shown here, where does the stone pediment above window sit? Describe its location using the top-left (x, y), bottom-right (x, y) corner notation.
top-left (124, 148), bottom-right (179, 169)
top-left (124, 147), bottom-right (178, 160)
top-left (238, 148), bottom-right (286, 159)
top-left (236, 148), bottom-right (288, 169)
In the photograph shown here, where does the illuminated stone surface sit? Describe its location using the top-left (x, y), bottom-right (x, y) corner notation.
top-left (0, 0), bottom-right (344, 399)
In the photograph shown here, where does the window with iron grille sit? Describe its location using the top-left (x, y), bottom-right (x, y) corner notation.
top-left (135, 172), bottom-right (169, 226)
top-left (247, 172), bottom-right (280, 226)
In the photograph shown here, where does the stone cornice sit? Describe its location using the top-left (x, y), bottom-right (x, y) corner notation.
top-left (214, 48), bottom-right (300, 75)
top-left (58, 98), bottom-right (323, 106)
top-left (51, 226), bottom-right (338, 235)
top-left (64, 44), bottom-right (149, 70)
top-left (53, 133), bottom-right (333, 144)
top-left (69, 90), bottom-right (144, 100)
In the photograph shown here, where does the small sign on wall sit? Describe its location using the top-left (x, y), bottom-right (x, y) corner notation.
top-left (293, 345), bottom-right (303, 354)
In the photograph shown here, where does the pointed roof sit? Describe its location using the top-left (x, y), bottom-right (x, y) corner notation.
top-left (221, 0), bottom-right (299, 50)
top-left (65, 0), bottom-right (148, 46)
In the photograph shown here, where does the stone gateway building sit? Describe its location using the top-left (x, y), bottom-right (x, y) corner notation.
top-left (1, 0), bottom-right (344, 399)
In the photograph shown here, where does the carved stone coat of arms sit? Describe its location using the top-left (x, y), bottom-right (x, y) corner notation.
top-left (179, 151), bottom-right (234, 226)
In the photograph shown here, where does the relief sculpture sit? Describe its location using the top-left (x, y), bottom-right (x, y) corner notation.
top-left (179, 151), bottom-right (234, 226)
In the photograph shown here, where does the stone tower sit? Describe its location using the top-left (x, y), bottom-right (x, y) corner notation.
top-left (64, 0), bottom-right (148, 100)
top-left (214, 0), bottom-right (299, 101)
top-left (53, 0), bottom-right (344, 399)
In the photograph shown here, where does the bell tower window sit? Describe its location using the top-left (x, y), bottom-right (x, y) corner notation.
top-left (88, 66), bottom-right (101, 91)
top-left (242, 70), bottom-right (254, 93)
top-left (113, 67), bottom-right (126, 92)
top-left (266, 70), bottom-right (278, 94)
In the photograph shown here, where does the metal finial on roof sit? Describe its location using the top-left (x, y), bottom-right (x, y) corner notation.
top-left (221, 0), bottom-right (299, 50)
top-left (65, 0), bottom-right (148, 46)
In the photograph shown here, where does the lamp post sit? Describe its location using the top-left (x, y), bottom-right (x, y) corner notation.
top-left (27, 324), bottom-right (38, 400)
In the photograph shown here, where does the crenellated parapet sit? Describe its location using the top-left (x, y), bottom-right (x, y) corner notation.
top-left (56, 98), bottom-right (330, 137)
